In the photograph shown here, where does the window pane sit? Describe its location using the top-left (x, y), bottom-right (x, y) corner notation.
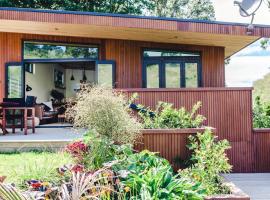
top-left (7, 65), bottom-right (23, 98)
top-left (185, 63), bottom-right (198, 88)
top-left (146, 64), bottom-right (159, 88)
top-left (24, 41), bottom-right (98, 60)
top-left (97, 64), bottom-right (113, 88)
top-left (165, 63), bottom-right (181, 88)
top-left (144, 50), bottom-right (200, 57)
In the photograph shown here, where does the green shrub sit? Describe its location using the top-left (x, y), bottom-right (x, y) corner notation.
top-left (139, 101), bottom-right (206, 129)
top-left (82, 131), bottom-right (133, 170)
top-left (179, 128), bottom-right (232, 195)
top-left (253, 96), bottom-right (270, 128)
top-left (113, 150), bottom-right (206, 200)
top-left (66, 86), bottom-right (142, 144)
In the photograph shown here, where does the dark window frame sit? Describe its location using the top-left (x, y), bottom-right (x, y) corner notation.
top-left (25, 63), bottom-right (34, 73)
top-left (95, 60), bottom-right (116, 88)
top-left (142, 49), bottom-right (202, 88)
top-left (5, 62), bottom-right (25, 98)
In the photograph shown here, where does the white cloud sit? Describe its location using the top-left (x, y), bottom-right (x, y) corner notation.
top-left (235, 39), bottom-right (270, 56)
top-left (226, 56), bottom-right (270, 86)
top-left (212, 0), bottom-right (270, 25)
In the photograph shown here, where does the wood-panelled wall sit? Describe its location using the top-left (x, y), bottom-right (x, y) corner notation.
top-left (253, 129), bottom-right (270, 172)
top-left (135, 129), bottom-right (207, 170)
top-left (105, 39), bottom-right (225, 88)
top-left (123, 88), bottom-right (254, 172)
top-left (0, 32), bottom-right (225, 99)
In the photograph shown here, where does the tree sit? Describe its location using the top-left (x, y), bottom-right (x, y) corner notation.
top-left (149, 0), bottom-right (215, 20)
top-left (0, 0), bottom-right (155, 15)
top-left (0, 0), bottom-right (215, 20)
top-left (253, 72), bottom-right (270, 103)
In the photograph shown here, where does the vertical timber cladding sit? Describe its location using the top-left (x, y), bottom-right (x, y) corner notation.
top-left (0, 33), bottom-right (225, 99)
top-left (123, 88), bottom-right (254, 173)
top-left (104, 39), bottom-right (225, 88)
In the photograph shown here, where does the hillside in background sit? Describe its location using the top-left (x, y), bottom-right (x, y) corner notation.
top-left (253, 71), bottom-right (270, 102)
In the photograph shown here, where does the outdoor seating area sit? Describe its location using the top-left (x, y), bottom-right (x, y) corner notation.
top-left (0, 98), bottom-right (36, 135)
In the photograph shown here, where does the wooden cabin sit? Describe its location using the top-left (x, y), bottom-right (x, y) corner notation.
top-left (0, 7), bottom-right (270, 172)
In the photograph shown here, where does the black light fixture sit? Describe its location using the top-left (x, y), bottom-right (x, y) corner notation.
top-left (82, 68), bottom-right (87, 81)
top-left (70, 69), bottom-right (75, 81)
top-left (26, 84), bottom-right (32, 92)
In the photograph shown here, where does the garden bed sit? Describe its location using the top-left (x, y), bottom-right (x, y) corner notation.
top-left (135, 128), bottom-right (215, 170)
top-left (205, 178), bottom-right (250, 200)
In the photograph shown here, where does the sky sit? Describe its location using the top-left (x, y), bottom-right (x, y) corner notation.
top-left (211, 0), bottom-right (270, 86)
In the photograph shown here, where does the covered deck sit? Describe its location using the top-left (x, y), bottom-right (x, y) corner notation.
top-left (0, 126), bottom-right (84, 152)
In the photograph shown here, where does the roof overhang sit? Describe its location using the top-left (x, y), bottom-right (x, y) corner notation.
top-left (0, 7), bottom-right (270, 58)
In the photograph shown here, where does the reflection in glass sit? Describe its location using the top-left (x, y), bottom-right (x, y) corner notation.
top-left (7, 65), bottom-right (23, 98)
top-left (185, 63), bottom-right (198, 88)
top-left (165, 63), bottom-right (181, 88)
top-left (146, 64), bottom-right (159, 88)
top-left (24, 41), bottom-right (98, 59)
top-left (97, 64), bottom-right (113, 88)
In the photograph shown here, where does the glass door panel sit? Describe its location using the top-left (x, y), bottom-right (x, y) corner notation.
top-left (6, 63), bottom-right (24, 98)
top-left (96, 60), bottom-right (116, 88)
top-left (185, 63), bottom-right (198, 88)
top-left (165, 63), bottom-right (181, 88)
top-left (146, 63), bottom-right (160, 88)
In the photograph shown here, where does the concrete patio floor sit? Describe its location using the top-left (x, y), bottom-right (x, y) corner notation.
top-left (0, 126), bottom-right (84, 152)
top-left (224, 173), bottom-right (270, 200)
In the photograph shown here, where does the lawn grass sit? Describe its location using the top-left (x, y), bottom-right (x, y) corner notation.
top-left (0, 151), bottom-right (73, 189)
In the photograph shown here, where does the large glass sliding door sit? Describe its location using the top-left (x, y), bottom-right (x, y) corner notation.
top-left (5, 62), bottom-right (24, 98)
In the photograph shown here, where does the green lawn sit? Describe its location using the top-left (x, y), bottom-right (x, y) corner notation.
top-left (0, 151), bottom-right (72, 189)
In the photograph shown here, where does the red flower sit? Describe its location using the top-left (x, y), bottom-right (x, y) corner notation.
top-left (31, 182), bottom-right (42, 188)
top-left (65, 141), bottom-right (88, 160)
top-left (71, 164), bottom-right (84, 173)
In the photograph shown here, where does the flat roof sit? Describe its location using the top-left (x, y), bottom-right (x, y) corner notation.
top-left (0, 7), bottom-right (269, 58)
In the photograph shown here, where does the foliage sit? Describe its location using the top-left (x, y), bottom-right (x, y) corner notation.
top-left (253, 96), bottom-right (270, 128)
top-left (139, 101), bottom-right (206, 129)
top-left (113, 150), bottom-right (206, 200)
top-left (84, 131), bottom-right (133, 170)
top-left (0, 152), bottom-right (72, 189)
top-left (179, 129), bottom-right (232, 195)
top-left (0, 183), bottom-right (30, 200)
top-left (0, 0), bottom-right (215, 20)
top-left (260, 38), bottom-right (269, 49)
top-left (67, 86), bottom-right (141, 144)
top-left (0, 0), bottom-right (154, 15)
top-left (150, 0), bottom-right (215, 20)
top-left (65, 131), bottom-right (134, 171)
top-left (253, 72), bottom-right (270, 103)
top-left (59, 169), bottom-right (118, 200)
top-left (65, 140), bottom-right (88, 163)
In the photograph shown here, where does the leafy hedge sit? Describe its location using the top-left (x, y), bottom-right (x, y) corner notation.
top-left (138, 101), bottom-right (206, 129)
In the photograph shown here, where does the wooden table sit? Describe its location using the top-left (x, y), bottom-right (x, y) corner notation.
top-left (2, 107), bottom-right (35, 135)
